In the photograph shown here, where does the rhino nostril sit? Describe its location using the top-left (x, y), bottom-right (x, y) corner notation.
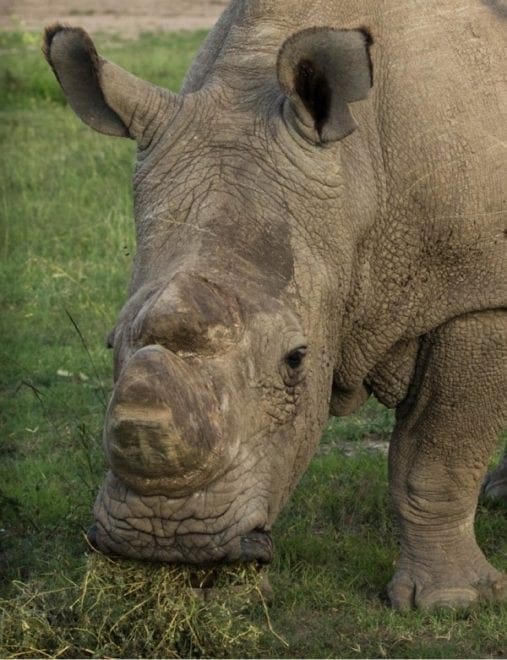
top-left (86, 523), bottom-right (99, 551)
top-left (240, 528), bottom-right (273, 564)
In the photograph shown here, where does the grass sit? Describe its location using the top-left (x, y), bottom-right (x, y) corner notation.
top-left (1, 26), bottom-right (506, 658)
top-left (0, 556), bottom-right (267, 658)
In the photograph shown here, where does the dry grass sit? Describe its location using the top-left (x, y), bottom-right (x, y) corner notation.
top-left (0, 553), bottom-right (270, 658)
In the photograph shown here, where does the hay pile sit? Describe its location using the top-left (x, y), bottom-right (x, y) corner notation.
top-left (0, 553), bottom-right (272, 658)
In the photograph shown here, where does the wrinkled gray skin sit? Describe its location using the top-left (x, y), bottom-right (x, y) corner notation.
top-left (44, 0), bottom-right (507, 610)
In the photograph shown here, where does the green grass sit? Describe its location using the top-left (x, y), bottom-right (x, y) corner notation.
top-left (1, 27), bottom-right (506, 658)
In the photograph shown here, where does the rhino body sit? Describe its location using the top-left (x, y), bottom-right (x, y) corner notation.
top-left (45, 0), bottom-right (507, 610)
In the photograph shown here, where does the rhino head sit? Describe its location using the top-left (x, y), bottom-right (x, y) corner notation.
top-left (44, 21), bottom-right (373, 564)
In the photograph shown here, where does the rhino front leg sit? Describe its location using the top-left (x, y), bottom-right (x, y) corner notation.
top-left (483, 447), bottom-right (507, 502)
top-left (388, 310), bottom-right (507, 610)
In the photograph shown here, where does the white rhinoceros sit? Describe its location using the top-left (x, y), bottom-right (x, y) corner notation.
top-left (44, 0), bottom-right (506, 610)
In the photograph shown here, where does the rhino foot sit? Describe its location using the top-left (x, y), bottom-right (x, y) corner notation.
top-left (482, 455), bottom-right (507, 503)
top-left (388, 556), bottom-right (507, 611)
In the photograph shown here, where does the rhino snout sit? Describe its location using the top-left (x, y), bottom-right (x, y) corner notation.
top-left (104, 345), bottom-right (231, 496)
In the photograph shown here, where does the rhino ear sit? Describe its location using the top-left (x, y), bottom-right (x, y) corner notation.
top-left (277, 27), bottom-right (373, 144)
top-left (43, 25), bottom-right (179, 146)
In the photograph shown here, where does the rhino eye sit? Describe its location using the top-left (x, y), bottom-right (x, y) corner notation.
top-left (285, 347), bottom-right (307, 370)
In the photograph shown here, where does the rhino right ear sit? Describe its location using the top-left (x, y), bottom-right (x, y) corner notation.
top-left (43, 25), bottom-right (179, 146)
top-left (277, 27), bottom-right (373, 144)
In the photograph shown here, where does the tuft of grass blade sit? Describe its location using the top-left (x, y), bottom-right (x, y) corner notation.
top-left (0, 553), bottom-right (271, 658)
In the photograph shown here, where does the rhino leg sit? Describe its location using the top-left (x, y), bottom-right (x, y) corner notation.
top-left (483, 449), bottom-right (507, 503)
top-left (388, 310), bottom-right (507, 610)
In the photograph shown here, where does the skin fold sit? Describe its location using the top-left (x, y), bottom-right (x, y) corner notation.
top-left (44, 0), bottom-right (506, 609)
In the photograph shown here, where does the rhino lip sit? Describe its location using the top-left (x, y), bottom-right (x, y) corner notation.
top-left (86, 521), bottom-right (274, 564)
top-left (240, 528), bottom-right (273, 564)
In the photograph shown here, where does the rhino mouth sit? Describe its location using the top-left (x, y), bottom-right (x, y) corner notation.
top-left (87, 523), bottom-right (274, 565)
top-left (86, 471), bottom-right (273, 565)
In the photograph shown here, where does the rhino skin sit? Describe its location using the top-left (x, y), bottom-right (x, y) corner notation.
top-left (44, 0), bottom-right (507, 610)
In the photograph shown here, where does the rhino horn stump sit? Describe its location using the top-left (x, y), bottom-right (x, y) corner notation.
top-left (105, 345), bottom-right (225, 496)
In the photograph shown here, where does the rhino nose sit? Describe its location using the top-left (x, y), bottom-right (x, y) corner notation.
top-left (240, 529), bottom-right (274, 564)
top-left (86, 523), bottom-right (99, 550)
top-left (104, 345), bottom-right (228, 496)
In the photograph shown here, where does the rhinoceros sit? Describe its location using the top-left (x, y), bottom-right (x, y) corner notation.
top-left (44, 0), bottom-right (506, 610)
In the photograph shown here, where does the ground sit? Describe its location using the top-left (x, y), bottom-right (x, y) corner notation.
top-left (0, 0), bottom-right (228, 35)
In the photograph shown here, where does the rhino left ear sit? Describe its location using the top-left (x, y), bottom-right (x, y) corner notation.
top-left (43, 24), bottom-right (179, 146)
top-left (277, 27), bottom-right (373, 144)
